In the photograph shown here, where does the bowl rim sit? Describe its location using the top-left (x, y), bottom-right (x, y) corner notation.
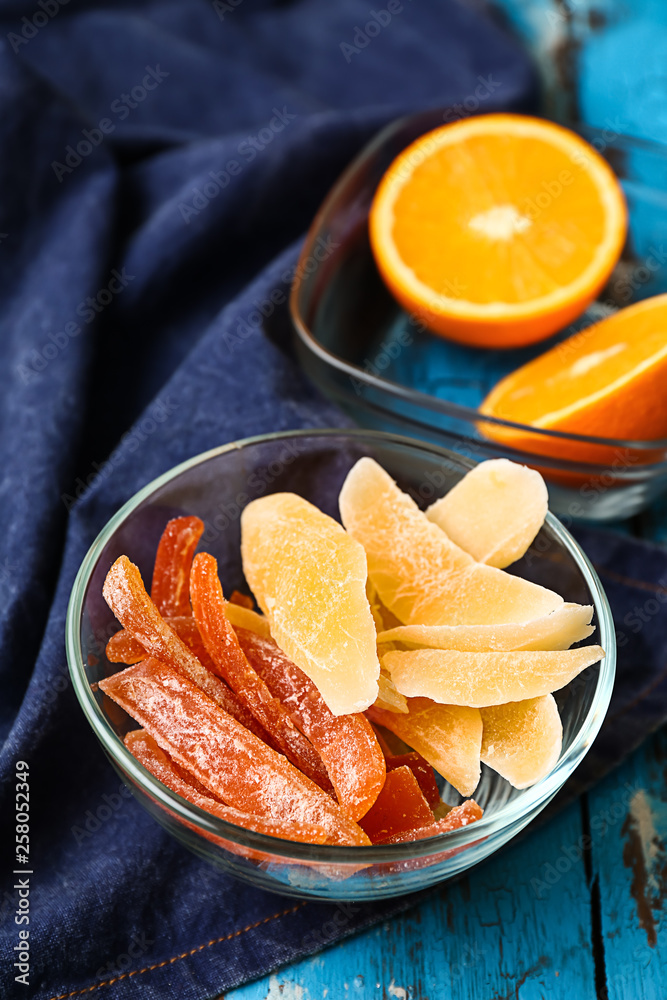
top-left (66, 427), bottom-right (617, 863)
top-left (289, 113), bottom-right (667, 458)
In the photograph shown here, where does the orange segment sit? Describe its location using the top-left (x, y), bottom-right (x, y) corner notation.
top-left (370, 114), bottom-right (627, 348)
top-left (480, 293), bottom-right (667, 461)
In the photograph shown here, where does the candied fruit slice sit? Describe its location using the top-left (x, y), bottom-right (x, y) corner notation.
top-left (106, 629), bottom-right (145, 664)
top-left (151, 516), bottom-right (204, 617)
top-left (359, 766), bottom-right (434, 843)
top-left (102, 558), bottom-right (270, 741)
top-left (125, 729), bottom-right (329, 844)
top-left (377, 603), bottom-right (594, 652)
top-left (100, 658), bottom-right (369, 845)
top-left (339, 458), bottom-right (562, 626)
top-left (235, 626), bottom-right (385, 821)
top-left (230, 590), bottom-right (254, 609)
top-left (481, 695), bottom-right (563, 788)
top-left (223, 601), bottom-right (271, 638)
top-left (190, 553), bottom-right (332, 792)
top-left (385, 752), bottom-right (441, 809)
top-left (375, 667), bottom-right (409, 714)
top-left (385, 645), bottom-right (604, 707)
top-left (426, 459), bottom-right (548, 568)
top-left (368, 698), bottom-right (482, 797)
top-left (241, 492), bottom-right (380, 715)
top-left (380, 799), bottom-right (483, 844)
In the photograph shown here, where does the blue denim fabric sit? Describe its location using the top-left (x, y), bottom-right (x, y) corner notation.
top-left (0, 2), bottom-right (658, 998)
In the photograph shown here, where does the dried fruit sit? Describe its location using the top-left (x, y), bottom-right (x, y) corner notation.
top-left (368, 699), bottom-right (482, 797)
top-left (100, 658), bottom-right (369, 845)
top-left (377, 603), bottom-right (594, 652)
top-left (385, 752), bottom-right (441, 809)
top-left (359, 766), bottom-right (434, 843)
top-left (151, 516), bottom-right (204, 617)
top-left (380, 800), bottom-right (483, 844)
top-left (425, 459), bottom-right (548, 568)
top-left (236, 626), bottom-right (385, 821)
top-left (480, 695), bottom-right (562, 788)
top-left (190, 553), bottom-right (332, 791)
top-left (125, 729), bottom-right (329, 844)
top-left (241, 492), bottom-right (380, 715)
top-left (384, 645), bottom-right (604, 707)
top-left (339, 458), bottom-right (562, 626)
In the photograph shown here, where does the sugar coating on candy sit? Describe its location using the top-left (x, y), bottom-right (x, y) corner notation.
top-left (380, 799), bottom-right (483, 844)
top-left (368, 698), bottom-right (482, 797)
top-left (100, 658), bottom-right (369, 845)
top-left (385, 752), bottom-right (441, 809)
top-left (426, 459), bottom-right (548, 568)
top-left (151, 516), bottom-right (204, 617)
top-left (339, 458), bottom-right (562, 626)
top-left (102, 559), bottom-right (270, 741)
top-left (385, 645), bottom-right (604, 707)
top-left (377, 603), bottom-right (594, 652)
top-left (236, 626), bottom-right (386, 821)
top-left (190, 553), bottom-right (332, 792)
top-left (224, 602), bottom-right (271, 638)
top-left (481, 695), bottom-right (563, 789)
top-left (241, 492), bottom-right (380, 715)
top-left (125, 729), bottom-right (329, 844)
top-left (359, 766), bottom-right (434, 843)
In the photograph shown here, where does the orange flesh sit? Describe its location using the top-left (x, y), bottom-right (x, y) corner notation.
top-left (100, 658), bottom-right (368, 845)
top-left (384, 752), bottom-right (441, 809)
top-left (189, 552), bottom-right (332, 792)
top-left (125, 729), bottom-right (329, 844)
top-left (359, 766), bottom-right (434, 843)
top-left (480, 293), bottom-right (667, 441)
top-left (151, 516), bottom-right (203, 617)
top-left (236, 626), bottom-right (386, 821)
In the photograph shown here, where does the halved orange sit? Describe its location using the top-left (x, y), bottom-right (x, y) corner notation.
top-left (369, 114), bottom-right (627, 348)
top-left (480, 293), bottom-right (667, 461)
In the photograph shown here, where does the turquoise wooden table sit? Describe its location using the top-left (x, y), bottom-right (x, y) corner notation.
top-left (230, 3), bottom-right (667, 996)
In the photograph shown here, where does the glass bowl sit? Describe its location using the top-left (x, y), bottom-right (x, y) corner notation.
top-left (66, 429), bottom-right (615, 901)
top-left (290, 111), bottom-right (667, 522)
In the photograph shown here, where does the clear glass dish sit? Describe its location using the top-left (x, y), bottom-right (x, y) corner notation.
top-left (290, 111), bottom-right (667, 521)
top-left (66, 429), bottom-right (615, 900)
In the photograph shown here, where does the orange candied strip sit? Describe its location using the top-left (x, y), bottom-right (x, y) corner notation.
top-left (190, 553), bottom-right (332, 793)
top-left (106, 629), bottom-right (145, 664)
top-left (237, 627), bottom-right (386, 822)
top-left (359, 766), bottom-right (434, 843)
top-left (102, 558), bottom-right (270, 743)
top-left (230, 590), bottom-right (254, 610)
top-left (380, 799), bottom-right (484, 845)
top-left (151, 516), bottom-right (204, 617)
top-left (125, 729), bottom-right (329, 844)
top-left (385, 752), bottom-right (441, 810)
top-left (100, 658), bottom-right (368, 845)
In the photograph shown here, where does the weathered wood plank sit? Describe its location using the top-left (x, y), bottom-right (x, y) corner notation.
top-left (588, 728), bottom-right (667, 1000)
top-left (229, 800), bottom-right (597, 999)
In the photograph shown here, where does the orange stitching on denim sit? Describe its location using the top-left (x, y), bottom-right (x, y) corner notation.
top-left (47, 902), bottom-right (308, 1000)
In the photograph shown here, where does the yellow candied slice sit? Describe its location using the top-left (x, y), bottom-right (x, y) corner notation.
top-left (375, 665), bottom-right (409, 714)
top-left (241, 492), bottom-right (380, 716)
top-left (481, 695), bottom-right (563, 788)
top-left (377, 603), bottom-right (594, 652)
top-left (426, 458), bottom-right (548, 568)
top-left (224, 602), bottom-right (271, 638)
top-left (384, 645), bottom-right (604, 708)
top-left (339, 457), bottom-right (562, 626)
top-left (369, 698), bottom-right (482, 797)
